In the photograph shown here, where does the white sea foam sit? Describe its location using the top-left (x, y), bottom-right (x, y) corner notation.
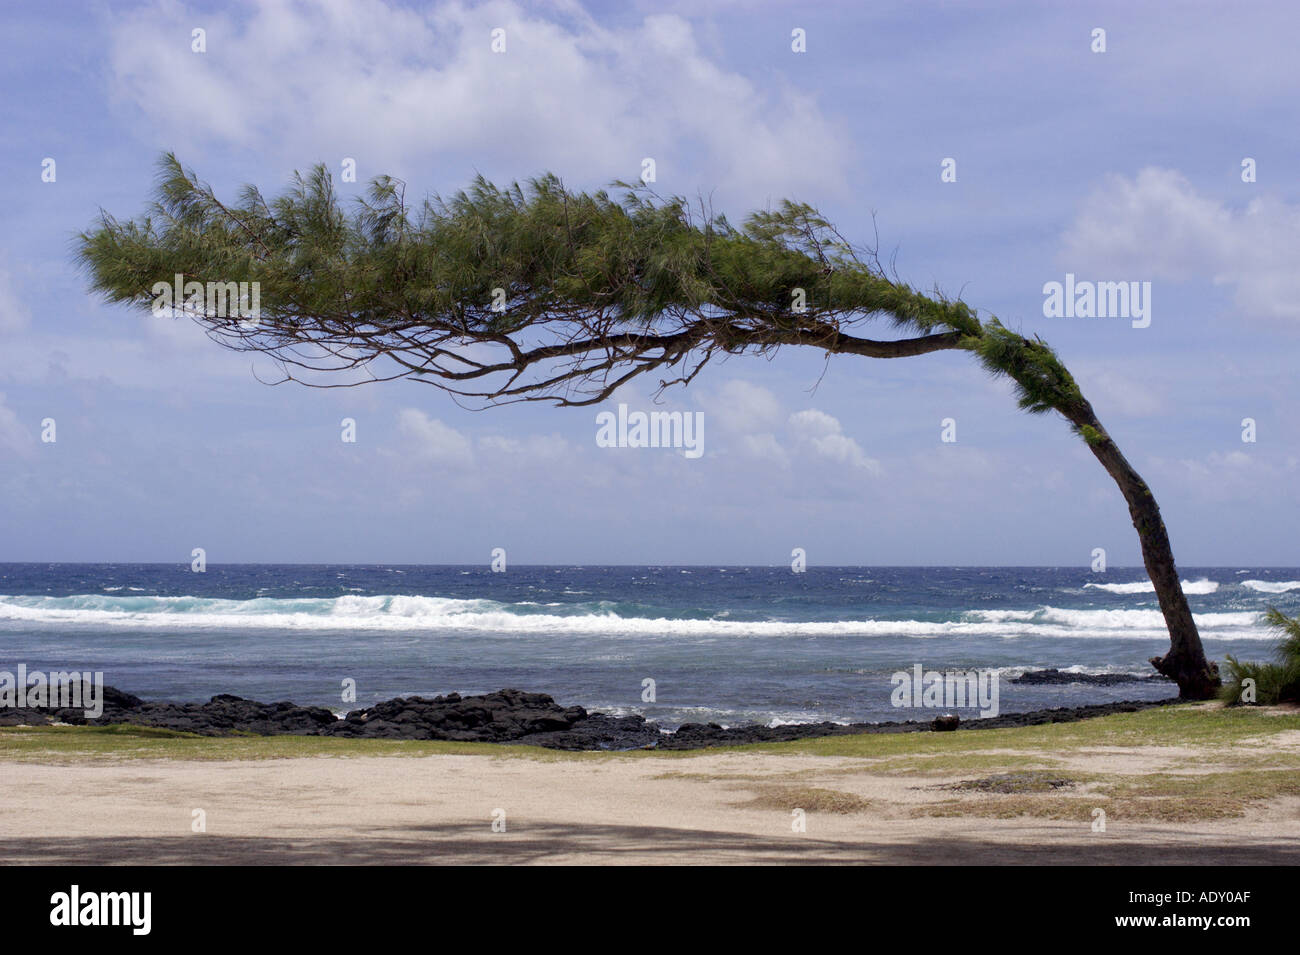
top-left (1241, 580), bottom-right (1300, 594)
top-left (0, 593), bottom-right (1270, 640)
top-left (966, 606), bottom-right (1256, 635)
top-left (1083, 577), bottom-right (1219, 595)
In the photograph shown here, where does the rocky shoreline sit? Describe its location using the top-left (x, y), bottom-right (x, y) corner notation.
top-left (0, 672), bottom-right (1180, 751)
top-left (1010, 668), bottom-right (1168, 686)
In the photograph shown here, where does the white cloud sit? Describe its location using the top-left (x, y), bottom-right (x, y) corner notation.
top-left (787, 409), bottom-right (881, 474)
top-left (1145, 447), bottom-right (1300, 503)
top-left (107, 0), bottom-right (850, 202)
top-left (787, 408), bottom-right (839, 437)
top-left (1061, 167), bottom-right (1300, 321)
top-left (478, 432), bottom-right (571, 460)
top-left (397, 407), bottom-right (473, 466)
top-left (695, 381), bottom-right (881, 474)
top-left (1073, 365), bottom-right (1167, 418)
top-left (704, 379), bottom-right (786, 435)
top-left (740, 431), bottom-right (788, 468)
top-left (0, 392), bottom-right (34, 459)
top-left (0, 261), bottom-right (30, 334)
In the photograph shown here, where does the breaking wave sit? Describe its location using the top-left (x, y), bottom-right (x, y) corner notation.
top-left (0, 593), bottom-right (1267, 640)
top-left (1241, 580), bottom-right (1300, 594)
top-left (1084, 578), bottom-right (1219, 595)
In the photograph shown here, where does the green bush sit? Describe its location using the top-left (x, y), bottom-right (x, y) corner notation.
top-left (1221, 607), bottom-right (1300, 705)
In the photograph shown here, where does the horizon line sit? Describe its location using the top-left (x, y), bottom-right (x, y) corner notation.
top-left (0, 561), bottom-right (1287, 570)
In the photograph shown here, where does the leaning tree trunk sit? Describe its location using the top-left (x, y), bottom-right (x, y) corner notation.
top-left (1066, 400), bottom-right (1220, 698)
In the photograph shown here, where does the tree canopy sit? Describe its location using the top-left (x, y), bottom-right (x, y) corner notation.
top-left (78, 154), bottom-right (1083, 417)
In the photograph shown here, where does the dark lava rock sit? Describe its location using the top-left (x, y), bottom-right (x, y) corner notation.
top-left (0, 685), bottom-right (336, 735)
top-left (959, 699), bottom-right (1174, 730)
top-left (0, 684), bottom-right (1182, 750)
top-left (654, 717), bottom-right (919, 750)
top-left (320, 688), bottom-right (590, 743)
top-left (515, 712), bottom-right (662, 751)
top-left (1012, 668), bottom-right (1167, 686)
top-left (932, 714), bottom-right (960, 731)
top-left (104, 686), bottom-right (145, 709)
top-left (0, 679), bottom-right (141, 727)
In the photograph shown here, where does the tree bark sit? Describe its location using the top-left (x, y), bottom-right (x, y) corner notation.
top-left (1065, 400), bottom-right (1220, 698)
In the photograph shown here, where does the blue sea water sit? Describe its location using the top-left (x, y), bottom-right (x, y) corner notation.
top-left (0, 564), bottom-right (1294, 728)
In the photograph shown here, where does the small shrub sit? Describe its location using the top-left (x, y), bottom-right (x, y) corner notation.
top-left (1221, 607), bottom-right (1300, 705)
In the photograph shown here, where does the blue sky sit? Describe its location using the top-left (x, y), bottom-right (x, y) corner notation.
top-left (1, 0), bottom-right (1297, 565)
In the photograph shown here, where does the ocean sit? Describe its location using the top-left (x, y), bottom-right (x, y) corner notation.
top-left (0, 563), bottom-right (1295, 728)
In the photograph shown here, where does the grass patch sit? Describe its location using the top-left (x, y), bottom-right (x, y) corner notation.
top-left (1165, 750), bottom-right (1300, 771)
top-left (917, 767), bottom-right (1300, 823)
top-left (759, 704), bottom-right (1300, 758)
top-left (0, 724), bottom-right (570, 763)
top-left (651, 770), bottom-right (774, 782)
top-left (2, 704), bottom-right (1298, 765)
top-left (735, 785), bottom-right (873, 814)
top-left (859, 752), bottom-right (1068, 776)
top-left (1100, 769), bottom-right (1300, 820)
top-left (918, 797), bottom-right (1099, 821)
top-left (939, 771), bottom-right (1078, 794)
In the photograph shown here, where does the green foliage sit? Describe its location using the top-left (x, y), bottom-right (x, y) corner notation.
top-left (1220, 607), bottom-right (1300, 704)
top-left (77, 155), bottom-right (1080, 418)
top-left (1077, 424), bottom-right (1106, 446)
top-left (78, 156), bottom-right (984, 336)
top-left (969, 320), bottom-right (1085, 417)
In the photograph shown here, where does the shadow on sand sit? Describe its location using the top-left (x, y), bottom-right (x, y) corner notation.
top-left (1, 824), bottom-right (1295, 865)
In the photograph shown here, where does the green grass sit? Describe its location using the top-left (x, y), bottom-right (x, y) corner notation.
top-left (1, 703), bottom-right (1296, 765)
top-left (0, 724), bottom-right (561, 762)
top-left (939, 770), bottom-right (1081, 794)
top-left (834, 752), bottom-right (1068, 775)
top-left (919, 767), bottom-right (1300, 822)
top-left (724, 703), bottom-right (1300, 760)
top-left (734, 785), bottom-right (875, 814)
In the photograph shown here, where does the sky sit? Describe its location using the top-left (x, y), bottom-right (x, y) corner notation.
top-left (0, 0), bottom-right (1297, 566)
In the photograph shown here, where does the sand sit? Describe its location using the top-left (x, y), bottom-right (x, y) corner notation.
top-left (2, 742), bottom-right (1298, 864)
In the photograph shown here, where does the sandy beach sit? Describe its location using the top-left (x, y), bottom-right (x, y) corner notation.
top-left (4, 711), bottom-right (1298, 865)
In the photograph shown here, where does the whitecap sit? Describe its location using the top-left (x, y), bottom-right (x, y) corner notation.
top-left (1241, 580), bottom-right (1300, 594)
top-left (1084, 578), bottom-right (1218, 595)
